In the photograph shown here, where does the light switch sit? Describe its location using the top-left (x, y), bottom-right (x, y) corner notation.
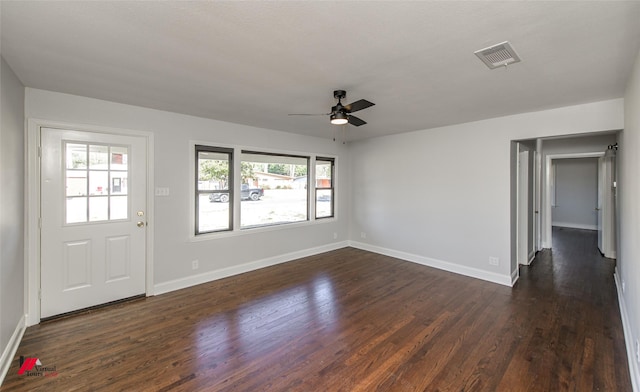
top-left (155, 187), bottom-right (170, 196)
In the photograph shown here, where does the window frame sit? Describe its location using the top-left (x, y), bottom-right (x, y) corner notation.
top-left (193, 144), bottom-right (336, 239)
top-left (195, 145), bottom-right (234, 235)
top-left (240, 150), bottom-right (310, 229)
top-left (315, 157), bottom-right (335, 219)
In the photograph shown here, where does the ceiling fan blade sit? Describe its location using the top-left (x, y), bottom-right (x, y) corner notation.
top-left (348, 115), bottom-right (366, 127)
top-left (344, 99), bottom-right (375, 113)
top-left (288, 113), bottom-right (330, 116)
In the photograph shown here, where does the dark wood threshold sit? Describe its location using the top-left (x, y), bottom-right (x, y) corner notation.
top-left (40, 294), bottom-right (146, 324)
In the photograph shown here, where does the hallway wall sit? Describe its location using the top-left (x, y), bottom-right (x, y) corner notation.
top-left (619, 45), bottom-right (640, 389)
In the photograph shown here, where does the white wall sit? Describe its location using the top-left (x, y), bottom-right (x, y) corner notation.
top-left (552, 158), bottom-right (598, 230)
top-left (349, 99), bottom-right (623, 286)
top-left (25, 88), bottom-right (349, 292)
top-left (0, 57), bottom-right (25, 379)
top-left (619, 47), bottom-right (640, 389)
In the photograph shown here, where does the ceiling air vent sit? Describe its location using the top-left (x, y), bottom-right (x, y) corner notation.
top-left (474, 41), bottom-right (521, 69)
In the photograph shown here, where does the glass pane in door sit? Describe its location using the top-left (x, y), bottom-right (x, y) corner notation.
top-left (64, 141), bottom-right (130, 224)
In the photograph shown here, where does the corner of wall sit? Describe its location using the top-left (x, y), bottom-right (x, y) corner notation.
top-left (349, 240), bottom-right (513, 287)
top-left (0, 316), bottom-right (26, 386)
top-left (1, 55), bottom-right (27, 385)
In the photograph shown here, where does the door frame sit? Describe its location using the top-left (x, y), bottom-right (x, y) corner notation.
top-left (543, 152), bottom-right (603, 250)
top-left (26, 119), bottom-right (155, 326)
top-left (598, 155), bottom-right (617, 258)
top-left (534, 144), bottom-right (542, 252)
top-left (517, 148), bottom-right (530, 265)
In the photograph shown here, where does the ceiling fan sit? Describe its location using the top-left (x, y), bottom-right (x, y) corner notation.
top-left (289, 90), bottom-right (375, 126)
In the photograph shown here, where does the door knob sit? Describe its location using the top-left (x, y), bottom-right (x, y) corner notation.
top-left (137, 221), bottom-right (145, 228)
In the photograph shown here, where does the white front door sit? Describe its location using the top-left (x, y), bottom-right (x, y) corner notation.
top-left (40, 127), bottom-right (147, 318)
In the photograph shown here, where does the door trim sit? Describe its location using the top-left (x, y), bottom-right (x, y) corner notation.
top-left (517, 148), bottom-right (530, 265)
top-left (543, 152), bottom-right (603, 250)
top-left (26, 119), bottom-right (155, 326)
top-left (534, 145), bottom-right (542, 252)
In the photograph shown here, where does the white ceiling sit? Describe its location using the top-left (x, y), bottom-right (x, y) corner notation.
top-left (2, 1), bottom-right (640, 141)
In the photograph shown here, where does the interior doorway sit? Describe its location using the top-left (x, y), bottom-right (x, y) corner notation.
top-left (511, 132), bottom-right (619, 277)
top-left (544, 152), bottom-right (606, 250)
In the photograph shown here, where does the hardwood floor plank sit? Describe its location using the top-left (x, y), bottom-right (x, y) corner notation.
top-left (1, 229), bottom-right (632, 391)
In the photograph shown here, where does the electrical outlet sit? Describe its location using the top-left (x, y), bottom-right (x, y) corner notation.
top-left (155, 187), bottom-right (170, 196)
top-left (333, 232), bottom-right (338, 240)
top-left (360, 232), bottom-right (366, 239)
top-left (192, 260), bottom-right (199, 270)
top-left (489, 257), bottom-right (499, 266)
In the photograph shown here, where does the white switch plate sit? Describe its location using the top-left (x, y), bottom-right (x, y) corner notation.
top-left (155, 187), bottom-right (170, 196)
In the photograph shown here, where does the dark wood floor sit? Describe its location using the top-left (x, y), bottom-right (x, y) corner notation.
top-left (1, 228), bottom-right (631, 391)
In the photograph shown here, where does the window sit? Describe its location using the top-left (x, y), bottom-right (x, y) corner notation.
top-left (315, 157), bottom-right (334, 219)
top-left (196, 145), bottom-right (233, 234)
top-left (65, 142), bottom-right (129, 224)
top-left (194, 145), bottom-right (333, 235)
top-left (240, 151), bottom-right (309, 228)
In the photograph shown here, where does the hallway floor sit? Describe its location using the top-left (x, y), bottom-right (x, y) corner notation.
top-left (511, 226), bottom-right (631, 390)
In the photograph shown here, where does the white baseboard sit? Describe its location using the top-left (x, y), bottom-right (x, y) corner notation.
top-left (528, 251), bottom-right (535, 265)
top-left (0, 314), bottom-right (26, 386)
top-left (348, 241), bottom-right (513, 287)
top-left (614, 270), bottom-right (639, 392)
top-left (154, 241), bottom-right (349, 295)
top-left (552, 222), bottom-right (597, 231)
top-left (511, 268), bottom-right (519, 286)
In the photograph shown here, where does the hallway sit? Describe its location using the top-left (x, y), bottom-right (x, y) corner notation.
top-left (509, 226), bottom-right (631, 390)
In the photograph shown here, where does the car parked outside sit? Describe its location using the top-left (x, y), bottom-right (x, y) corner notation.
top-left (209, 184), bottom-right (263, 202)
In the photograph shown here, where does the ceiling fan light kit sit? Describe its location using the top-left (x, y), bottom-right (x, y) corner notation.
top-left (330, 112), bottom-right (349, 125)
